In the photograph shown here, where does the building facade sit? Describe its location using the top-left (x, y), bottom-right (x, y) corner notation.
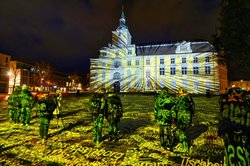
top-left (8, 61), bottom-right (69, 93)
top-left (0, 53), bottom-right (11, 93)
top-left (90, 11), bottom-right (228, 94)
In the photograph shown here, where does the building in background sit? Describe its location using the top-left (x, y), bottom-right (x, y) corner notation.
top-left (8, 60), bottom-right (70, 93)
top-left (229, 80), bottom-right (250, 90)
top-left (0, 53), bottom-right (11, 93)
top-left (90, 10), bottom-right (228, 94)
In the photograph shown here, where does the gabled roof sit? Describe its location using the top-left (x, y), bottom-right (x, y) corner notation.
top-left (136, 41), bottom-right (215, 56)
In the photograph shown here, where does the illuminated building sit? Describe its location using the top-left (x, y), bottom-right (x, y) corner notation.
top-left (90, 10), bottom-right (228, 94)
top-left (0, 53), bottom-right (11, 93)
top-left (8, 61), bottom-right (39, 93)
top-left (229, 80), bottom-right (250, 90)
top-left (8, 61), bottom-right (69, 93)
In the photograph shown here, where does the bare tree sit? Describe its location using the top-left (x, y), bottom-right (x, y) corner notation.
top-left (34, 61), bottom-right (54, 90)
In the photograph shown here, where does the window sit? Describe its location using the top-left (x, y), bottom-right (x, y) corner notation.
top-left (136, 70), bottom-right (140, 77)
top-left (160, 68), bottom-right (165, 75)
top-left (206, 81), bottom-right (211, 90)
top-left (205, 66), bottom-right (211, 74)
top-left (94, 73), bottom-right (98, 80)
top-left (127, 70), bottom-right (131, 78)
top-left (160, 80), bottom-right (165, 88)
top-left (182, 57), bottom-right (186, 63)
top-left (205, 56), bottom-right (210, 63)
top-left (182, 67), bottom-right (187, 75)
top-left (160, 58), bottom-right (164, 64)
top-left (127, 60), bottom-right (131, 66)
top-left (193, 57), bottom-right (198, 63)
top-left (171, 81), bottom-right (176, 89)
top-left (102, 62), bottom-right (106, 67)
top-left (103, 52), bottom-right (107, 57)
top-left (113, 72), bottom-right (121, 80)
top-left (171, 58), bottom-right (175, 64)
top-left (194, 81), bottom-right (199, 90)
top-left (193, 67), bottom-right (199, 75)
top-left (128, 50), bottom-right (132, 55)
top-left (182, 80), bottom-right (188, 89)
top-left (170, 67), bottom-right (176, 75)
top-left (116, 51), bottom-right (119, 56)
top-left (102, 72), bottom-right (105, 80)
top-left (146, 71), bottom-right (150, 78)
top-left (136, 60), bottom-right (140, 65)
top-left (146, 59), bottom-right (150, 65)
top-left (147, 80), bottom-right (151, 88)
top-left (127, 81), bottom-right (131, 88)
top-left (113, 61), bottom-right (121, 68)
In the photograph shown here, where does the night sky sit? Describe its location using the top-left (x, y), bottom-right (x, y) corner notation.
top-left (0, 0), bottom-right (221, 75)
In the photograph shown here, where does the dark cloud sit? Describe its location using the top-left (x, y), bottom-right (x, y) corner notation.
top-left (0, 0), bottom-right (220, 75)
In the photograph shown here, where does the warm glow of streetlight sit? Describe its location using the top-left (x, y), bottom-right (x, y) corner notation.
top-left (8, 71), bottom-right (12, 76)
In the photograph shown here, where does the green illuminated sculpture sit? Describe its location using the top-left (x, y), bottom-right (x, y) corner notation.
top-left (174, 88), bottom-right (195, 152)
top-left (105, 88), bottom-right (123, 141)
top-left (89, 88), bottom-right (107, 143)
top-left (154, 87), bottom-right (176, 148)
top-left (36, 94), bottom-right (57, 143)
top-left (7, 86), bottom-right (22, 123)
top-left (19, 85), bottom-right (35, 126)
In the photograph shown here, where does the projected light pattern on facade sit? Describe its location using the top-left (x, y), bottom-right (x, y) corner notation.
top-left (90, 8), bottom-right (227, 94)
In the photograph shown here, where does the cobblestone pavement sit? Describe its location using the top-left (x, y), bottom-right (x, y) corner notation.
top-left (0, 94), bottom-right (225, 166)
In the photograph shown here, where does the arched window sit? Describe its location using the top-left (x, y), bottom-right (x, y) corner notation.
top-left (113, 72), bottom-right (121, 80)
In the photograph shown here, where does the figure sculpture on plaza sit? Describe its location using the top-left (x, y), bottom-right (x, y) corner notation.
top-left (174, 88), bottom-right (195, 152)
top-left (7, 86), bottom-right (22, 123)
top-left (154, 87), bottom-right (176, 148)
top-left (36, 93), bottom-right (57, 143)
top-left (218, 87), bottom-right (250, 165)
top-left (89, 88), bottom-right (107, 143)
top-left (105, 88), bottom-right (123, 141)
top-left (19, 85), bottom-right (35, 126)
top-left (53, 89), bottom-right (62, 118)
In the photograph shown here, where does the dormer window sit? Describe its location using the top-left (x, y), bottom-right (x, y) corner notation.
top-left (175, 42), bottom-right (192, 53)
top-left (180, 45), bottom-right (187, 52)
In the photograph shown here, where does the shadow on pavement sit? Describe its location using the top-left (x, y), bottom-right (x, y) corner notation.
top-left (49, 119), bottom-right (91, 137)
top-left (186, 124), bottom-right (209, 140)
top-left (119, 117), bottom-right (153, 135)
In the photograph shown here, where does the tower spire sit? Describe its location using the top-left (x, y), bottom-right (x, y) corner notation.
top-left (121, 5), bottom-right (125, 19)
top-left (117, 5), bottom-right (127, 30)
